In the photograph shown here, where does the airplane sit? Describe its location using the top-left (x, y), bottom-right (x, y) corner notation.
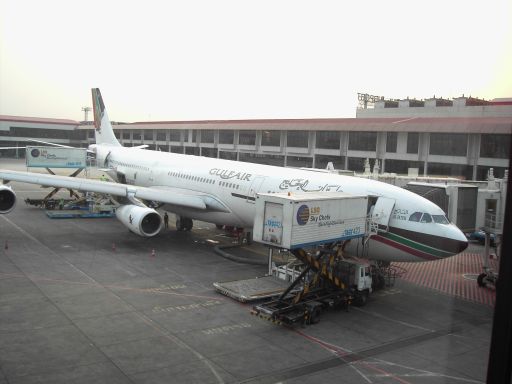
top-left (0, 88), bottom-right (468, 263)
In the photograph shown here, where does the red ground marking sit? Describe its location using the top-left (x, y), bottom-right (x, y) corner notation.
top-left (393, 252), bottom-right (497, 306)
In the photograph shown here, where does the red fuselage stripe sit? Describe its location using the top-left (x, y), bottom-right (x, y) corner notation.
top-left (372, 235), bottom-right (439, 261)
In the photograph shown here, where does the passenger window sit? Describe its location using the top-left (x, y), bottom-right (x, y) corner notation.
top-left (421, 213), bottom-right (432, 223)
top-left (409, 212), bottom-right (422, 222)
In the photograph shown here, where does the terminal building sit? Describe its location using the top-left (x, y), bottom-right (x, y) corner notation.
top-left (1, 94), bottom-right (511, 181)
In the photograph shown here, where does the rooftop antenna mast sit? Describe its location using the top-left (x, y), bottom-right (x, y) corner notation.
top-left (81, 106), bottom-right (91, 122)
top-left (357, 93), bottom-right (383, 109)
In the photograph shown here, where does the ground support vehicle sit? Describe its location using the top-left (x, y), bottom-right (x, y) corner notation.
top-left (477, 229), bottom-right (500, 289)
top-left (251, 246), bottom-right (374, 326)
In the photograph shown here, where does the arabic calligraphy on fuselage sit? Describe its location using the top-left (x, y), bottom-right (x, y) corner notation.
top-left (208, 168), bottom-right (343, 192)
top-left (279, 178), bottom-right (343, 192)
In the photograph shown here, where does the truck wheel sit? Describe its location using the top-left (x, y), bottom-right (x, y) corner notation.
top-left (373, 275), bottom-right (385, 290)
top-left (477, 273), bottom-right (487, 288)
top-left (354, 290), bottom-right (369, 307)
top-left (309, 307), bottom-right (322, 325)
top-left (332, 297), bottom-right (345, 310)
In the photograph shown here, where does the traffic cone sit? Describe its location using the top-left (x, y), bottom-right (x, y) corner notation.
top-left (151, 249), bottom-right (155, 257)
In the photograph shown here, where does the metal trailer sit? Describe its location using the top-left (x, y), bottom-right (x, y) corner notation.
top-left (24, 193), bottom-right (117, 219)
top-left (213, 275), bottom-right (297, 303)
top-left (251, 285), bottom-right (351, 326)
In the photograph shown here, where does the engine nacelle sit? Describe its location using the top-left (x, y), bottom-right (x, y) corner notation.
top-left (115, 204), bottom-right (162, 237)
top-left (0, 185), bottom-right (16, 214)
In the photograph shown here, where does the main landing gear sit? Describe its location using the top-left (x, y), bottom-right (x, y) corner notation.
top-left (176, 216), bottom-right (193, 231)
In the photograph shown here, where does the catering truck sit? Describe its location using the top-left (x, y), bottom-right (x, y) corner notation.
top-left (251, 192), bottom-right (379, 326)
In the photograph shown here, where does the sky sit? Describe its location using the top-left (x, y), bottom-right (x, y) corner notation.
top-left (0, 0), bottom-right (511, 122)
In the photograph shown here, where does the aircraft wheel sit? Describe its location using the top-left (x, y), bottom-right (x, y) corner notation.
top-left (176, 217), bottom-right (193, 231)
top-left (176, 218), bottom-right (184, 231)
top-left (477, 273), bottom-right (487, 288)
top-left (184, 218), bottom-right (193, 231)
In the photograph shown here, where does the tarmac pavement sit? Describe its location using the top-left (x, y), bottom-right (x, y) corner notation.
top-left (0, 161), bottom-right (495, 383)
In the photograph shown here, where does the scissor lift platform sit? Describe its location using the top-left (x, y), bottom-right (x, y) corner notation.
top-left (213, 275), bottom-right (296, 303)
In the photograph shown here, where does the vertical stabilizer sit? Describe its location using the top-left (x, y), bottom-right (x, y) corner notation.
top-left (92, 88), bottom-right (121, 146)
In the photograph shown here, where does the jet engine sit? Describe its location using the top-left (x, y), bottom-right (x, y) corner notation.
top-left (115, 204), bottom-right (162, 237)
top-left (0, 185), bottom-right (16, 214)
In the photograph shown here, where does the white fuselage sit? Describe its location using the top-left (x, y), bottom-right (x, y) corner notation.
top-left (95, 144), bottom-right (468, 263)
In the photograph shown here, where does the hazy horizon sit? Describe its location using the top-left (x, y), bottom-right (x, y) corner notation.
top-left (1, 0), bottom-right (511, 122)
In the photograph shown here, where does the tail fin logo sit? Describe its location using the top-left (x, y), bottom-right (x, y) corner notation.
top-left (92, 88), bottom-right (106, 132)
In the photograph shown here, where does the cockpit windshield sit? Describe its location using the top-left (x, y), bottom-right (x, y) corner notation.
top-left (432, 214), bottom-right (450, 224)
top-left (421, 213), bottom-right (432, 223)
top-left (408, 212), bottom-right (422, 222)
top-left (409, 212), bottom-right (449, 224)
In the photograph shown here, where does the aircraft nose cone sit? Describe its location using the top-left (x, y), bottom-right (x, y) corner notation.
top-left (451, 225), bottom-right (469, 254)
top-left (457, 238), bottom-right (469, 253)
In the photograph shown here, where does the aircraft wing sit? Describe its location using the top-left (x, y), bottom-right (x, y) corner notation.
top-left (0, 169), bottom-right (213, 210)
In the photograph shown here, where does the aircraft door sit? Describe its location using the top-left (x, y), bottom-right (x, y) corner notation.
top-left (103, 151), bottom-right (112, 168)
top-left (116, 172), bottom-right (127, 184)
top-left (371, 197), bottom-right (395, 231)
top-left (247, 176), bottom-right (266, 203)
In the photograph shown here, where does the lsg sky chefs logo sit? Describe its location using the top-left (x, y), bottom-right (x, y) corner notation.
top-left (29, 148), bottom-right (64, 160)
top-left (297, 204), bottom-right (339, 227)
top-left (296, 205), bottom-right (310, 226)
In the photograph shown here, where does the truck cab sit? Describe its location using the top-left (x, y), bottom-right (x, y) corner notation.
top-left (355, 263), bottom-right (373, 292)
top-left (340, 258), bottom-right (373, 306)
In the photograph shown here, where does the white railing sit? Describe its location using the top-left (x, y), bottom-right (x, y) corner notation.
top-left (364, 217), bottom-right (380, 245)
top-left (484, 213), bottom-right (503, 231)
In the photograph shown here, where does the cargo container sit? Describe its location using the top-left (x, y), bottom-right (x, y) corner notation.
top-left (253, 192), bottom-right (369, 249)
top-left (26, 146), bottom-right (87, 169)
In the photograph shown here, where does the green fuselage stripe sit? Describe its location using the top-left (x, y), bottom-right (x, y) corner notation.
top-left (381, 231), bottom-right (452, 258)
